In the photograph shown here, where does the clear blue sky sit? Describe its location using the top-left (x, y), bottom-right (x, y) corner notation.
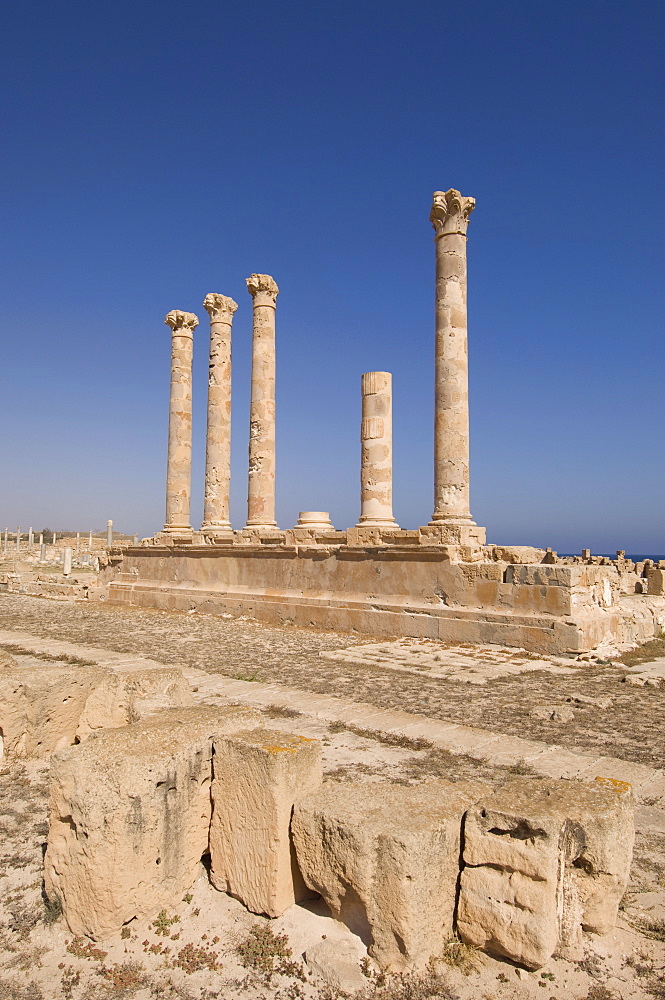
top-left (1, 0), bottom-right (664, 552)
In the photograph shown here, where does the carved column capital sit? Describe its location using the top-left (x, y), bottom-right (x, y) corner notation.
top-left (246, 274), bottom-right (279, 306)
top-left (203, 294), bottom-right (238, 324)
top-left (165, 310), bottom-right (199, 335)
top-left (430, 189), bottom-right (475, 238)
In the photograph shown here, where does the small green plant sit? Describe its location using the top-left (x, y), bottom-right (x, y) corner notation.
top-left (438, 935), bottom-right (480, 975)
top-left (237, 923), bottom-right (305, 981)
top-left (151, 909), bottom-right (180, 936)
top-left (58, 964), bottom-right (80, 1000)
top-left (170, 941), bottom-right (221, 974)
top-left (66, 936), bottom-right (108, 961)
top-left (182, 893), bottom-right (193, 904)
top-left (98, 961), bottom-right (147, 991)
top-left (120, 925), bottom-right (131, 940)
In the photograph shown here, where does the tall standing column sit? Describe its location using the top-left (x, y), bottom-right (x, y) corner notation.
top-left (245, 274), bottom-right (279, 529)
top-left (164, 310), bottom-right (198, 534)
top-left (430, 189), bottom-right (478, 529)
top-left (356, 372), bottom-right (398, 528)
top-left (201, 293), bottom-right (237, 539)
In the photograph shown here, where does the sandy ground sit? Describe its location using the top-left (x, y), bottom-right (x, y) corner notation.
top-left (0, 593), bottom-right (664, 998)
top-left (0, 594), bottom-right (662, 767)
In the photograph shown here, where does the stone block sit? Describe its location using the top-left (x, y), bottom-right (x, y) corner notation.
top-left (0, 653), bottom-right (193, 758)
top-left (457, 777), bottom-right (634, 970)
top-left (44, 705), bottom-right (260, 938)
top-left (292, 778), bottom-right (489, 972)
top-left (209, 727), bottom-right (322, 917)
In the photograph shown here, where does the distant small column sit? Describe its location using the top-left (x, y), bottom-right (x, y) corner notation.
top-left (15, 527), bottom-right (20, 552)
top-left (430, 189), bottom-right (476, 528)
top-left (164, 310), bottom-right (198, 534)
top-left (133, 534), bottom-right (139, 545)
top-left (106, 520), bottom-right (113, 546)
top-left (246, 274), bottom-right (279, 529)
top-left (76, 532), bottom-right (80, 552)
top-left (202, 293), bottom-right (238, 539)
top-left (357, 372), bottom-right (398, 528)
top-left (63, 547), bottom-right (72, 577)
top-left (88, 530), bottom-right (93, 549)
top-left (53, 531), bottom-right (57, 546)
top-left (39, 542), bottom-right (46, 563)
top-left (28, 527), bottom-right (33, 549)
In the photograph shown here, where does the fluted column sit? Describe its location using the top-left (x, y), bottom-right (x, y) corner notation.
top-left (245, 274), bottom-right (279, 529)
top-left (164, 310), bottom-right (198, 534)
top-left (202, 293), bottom-right (237, 539)
top-left (357, 371), bottom-right (398, 528)
top-left (430, 189), bottom-right (477, 527)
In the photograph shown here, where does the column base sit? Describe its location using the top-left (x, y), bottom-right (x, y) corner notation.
top-left (355, 517), bottom-right (400, 529)
top-left (201, 523), bottom-right (234, 543)
top-left (158, 526), bottom-right (194, 547)
top-left (419, 522), bottom-right (486, 547)
top-left (347, 525), bottom-right (403, 547)
top-left (238, 525), bottom-right (285, 544)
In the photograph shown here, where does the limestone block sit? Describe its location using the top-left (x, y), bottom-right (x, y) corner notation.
top-left (44, 705), bottom-right (260, 938)
top-left (209, 727), bottom-right (322, 917)
top-left (292, 778), bottom-right (489, 972)
top-left (75, 664), bottom-right (193, 740)
top-left (457, 777), bottom-right (634, 970)
top-left (305, 937), bottom-right (367, 993)
top-left (0, 662), bottom-right (108, 758)
top-left (0, 655), bottom-right (193, 758)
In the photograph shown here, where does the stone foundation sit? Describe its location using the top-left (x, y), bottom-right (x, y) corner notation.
top-left (99, 539), bottom-right (665, 655)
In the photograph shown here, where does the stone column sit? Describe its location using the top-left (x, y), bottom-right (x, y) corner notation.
top-left (88, 531), bottom-right (93, 549)
top-left (357, 372), bottom-right (398, 528)
top-left (63, 546), bottom-right (72, 577)
top-left (163, 310), bottom-right (198, 535)
top-left (431, 188), bottom-right (473, 525)
top-left (245, 275), bottom-right (279, 529)
top-left (28, 527), bottom-right (33, 549)
top-left (15, 527), bottom-right (20, 552)
top-left (428, 189), bottom-right (484, 543)
top-left (106, 520), bottom-right (113, 546)
top-left (201, 293), bottom-right (238, 539)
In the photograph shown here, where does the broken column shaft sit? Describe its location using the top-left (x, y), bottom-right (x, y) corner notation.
top-left (163, 310), bottom-right (198, 535)
top-left (202, 294), bottom-right (238, 539)
top-left (245, 274), bottom-right (279, 530)
top-left (357, 371), bottom-right (398, 528)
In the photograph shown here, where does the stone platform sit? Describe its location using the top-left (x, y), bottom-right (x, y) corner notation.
top-left (99, 538), bottom-right (665, 655)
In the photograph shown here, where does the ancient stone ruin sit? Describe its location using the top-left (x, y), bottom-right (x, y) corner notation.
top-left (0, 643), bottom-right (636, 975)
top-left (91, 189), bottom-right (665, 656)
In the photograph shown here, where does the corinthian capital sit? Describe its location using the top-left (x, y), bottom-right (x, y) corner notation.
top-left (246, 273), bottom-right (279, 303)
top-left (430, 189), bottom-right (475, 237)
top-left (165, 310), bottom-right (199, 335)
top-left (203, 293), bottom-right (239, 324)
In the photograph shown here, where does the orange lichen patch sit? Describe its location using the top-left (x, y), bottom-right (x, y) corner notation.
top-left (595, 775), bottom-right (632, 795)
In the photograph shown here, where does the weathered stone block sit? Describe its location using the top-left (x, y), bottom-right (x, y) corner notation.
top-left (0, 655), bottom-right (192, 758)
top-left (44, 705), bottom-right (259, 938)
top-left (292, 778), bottom-right (489, 972)
top-left (457, 777), bottom-right (634, 969)
top-left (209, 727), bottom-right (322, 917)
